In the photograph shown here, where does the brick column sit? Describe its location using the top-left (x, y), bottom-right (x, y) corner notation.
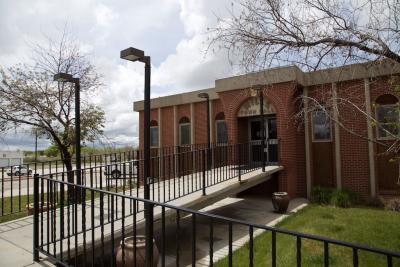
top-left (173, 105), bottom-right (178, 147)
top-left (190, 103), bottom-right (195, 145)
top-left (332, 83), bottom-right (342, 189)
top-left (304, 87), bottom-right (312, 197)
top-left (209, 100), bottom-right (213, 143)
top-left (364, 78), bottom-right (376, 197)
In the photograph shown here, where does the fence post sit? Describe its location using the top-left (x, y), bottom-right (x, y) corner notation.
top-left (202, 150), bottom-right (206, 196)
top-left (238, 144), bottom-right (241, 182)
top-left (136, 150), bottom-right (140, 188)
top-left (33, 174), bottom-right (39, 262)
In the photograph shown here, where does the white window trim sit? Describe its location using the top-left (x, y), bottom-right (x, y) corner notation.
top-left (215, 120), bottom-right (228, 144)
top-left (311, 110), bottom-right (333, 143)
top-left (150, 126), bottom-right (159, 148)
top-left (179, 122), bottom-right (191, 146)
top-left (375, 103), bottom-right (399, 141)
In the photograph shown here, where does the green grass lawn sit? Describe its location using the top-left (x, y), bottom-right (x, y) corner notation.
top-left (215, 204), bottom-right (400, 267)
top-left (0, 181), bottom-right (136, 223)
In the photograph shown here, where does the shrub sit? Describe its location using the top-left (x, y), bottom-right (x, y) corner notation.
top-left (330, 189), bottom-right (352, 208)
top-left (310, 187), bottom-right (358, 208)
top-left (310, 186), bottom-right (333, 204)
top-left (385, 198), bottom-right (400, 212)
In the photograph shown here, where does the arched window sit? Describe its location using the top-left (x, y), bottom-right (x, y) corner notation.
top-left (179, 117), bottom-right (191, 145)
top-left (150, 120), bottom-right (159, 147)
top-left (376, 94), bottom-right (399, 139)
top-left (215, 112), bottom-right (228, 143)
top-left (312, 110), bottom-right (332, 142)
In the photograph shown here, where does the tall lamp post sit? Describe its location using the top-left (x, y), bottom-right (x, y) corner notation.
top-left (251, 85), bottom-right (266, 172)
top-left (34, 129), bottom-right (38, 174)
top-left (54, 73), bottom-right (82, 201)
top-left (120, 47), bottom-right (154, 266)
top-left (198, 92), bottom-right (211, 169)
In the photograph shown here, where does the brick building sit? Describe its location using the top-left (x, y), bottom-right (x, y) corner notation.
top-left (134, 61), bottom-right (400, 199)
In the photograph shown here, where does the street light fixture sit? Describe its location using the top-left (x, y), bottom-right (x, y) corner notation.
top-left (198, 92), bottom-right (211, 171)
top-left (120, 47), bottom-right (145, 62)
top-left (53, 73), bottom-right (74, 82)
top-left (252, 84), bottom-right (266, 172)
top-left (53, 72), bottom-right (82, 201)
top-left (120, 47), bottom-right (154, 267)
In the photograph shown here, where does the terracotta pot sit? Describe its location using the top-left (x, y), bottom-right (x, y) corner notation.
top-left (116, 235), bottom-right (159, 267)
top-left (26, 202), bottom-right (54, 216)
top-left (272, 192), bottom-right (290, 213)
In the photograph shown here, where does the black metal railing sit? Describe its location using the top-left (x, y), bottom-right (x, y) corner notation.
top-left (0, 149), bottom-right (140, 218)
top-left (1, 141), bottom-right (278, 219)
top-left (1, 142), bottom-right (253, 218)
top-left (33, 174), bottom-right (400, 267)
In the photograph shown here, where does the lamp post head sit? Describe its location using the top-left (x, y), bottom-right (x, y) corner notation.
top-left (198, 92), bottom-right (209, 99)
top-left (120, 47), bottom-right (145, 62)
top-left (250, 84), bottom-right (264, 97)
top-left (54, 73), bottom-right (74, 82)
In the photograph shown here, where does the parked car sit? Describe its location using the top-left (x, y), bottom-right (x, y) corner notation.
top-left (7, 165), bottom-right (32, 176)
top-left (104, 156), bottom-right (137, 179)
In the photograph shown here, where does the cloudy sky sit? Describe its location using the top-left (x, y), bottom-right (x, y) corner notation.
top-left (0, 0), bottom-right (238, 151)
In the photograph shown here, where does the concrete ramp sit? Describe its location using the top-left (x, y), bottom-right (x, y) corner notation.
top-left (169, 165), bottom-right (283, 211)
top-left (0, 165), bottom-right (283, 266)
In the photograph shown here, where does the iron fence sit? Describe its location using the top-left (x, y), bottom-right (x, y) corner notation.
top-left (0, 149), bottom-right (139, 218)
top-left (33, 168), bottom-right (400, 267)
top-left (1, 141), bottom-right (275, 218)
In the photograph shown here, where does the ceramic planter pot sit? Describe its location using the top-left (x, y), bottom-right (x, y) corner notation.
top-left (116, 235), bottom-right (159, 267)
top-left (272, 192), bottom-right (290, 213)
top-left (26, 202), bottom-right (54, 215)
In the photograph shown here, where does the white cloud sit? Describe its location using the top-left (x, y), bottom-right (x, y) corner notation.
top-left (0, 0), bottom-right (234, 150)
top-left (95, 4), bottom-right (118, 27)
top-left (179, 0), bottom-right (207, 36)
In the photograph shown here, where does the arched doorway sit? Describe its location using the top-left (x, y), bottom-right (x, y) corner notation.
top-left (237, 97), bottom-right (278, 164)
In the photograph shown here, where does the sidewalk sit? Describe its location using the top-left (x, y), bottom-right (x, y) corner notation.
top-left (0, 216), bottom-right (53, 266)
top-left (0, 166), bottom-right (283, 266)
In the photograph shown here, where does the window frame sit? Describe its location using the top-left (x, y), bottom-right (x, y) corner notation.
top-left (179, 122), bottom-right (191, 146)
top-left (150, 125), bottom-right (159, 148)
top-left (311, 110), bottom-right (332, 143)
top-left (215, 119), bottom-right (228, 144)
top-left (375, 103), bottom-right (399, 140)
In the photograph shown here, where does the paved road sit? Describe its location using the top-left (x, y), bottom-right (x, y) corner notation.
top-left (0, 165), bottom-right (136, 198)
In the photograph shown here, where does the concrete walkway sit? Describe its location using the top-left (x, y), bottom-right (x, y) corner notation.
top-left (0, 166), bottom-right (283, 266)
top-left (185, 197), bottom-right (308, 266)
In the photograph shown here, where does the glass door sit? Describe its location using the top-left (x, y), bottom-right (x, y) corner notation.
top-left (250, 120), bottom-right (262, 163)
top-left (249, 117), bottom-right (278, 164)
top-left (267, 118), bottom-right (278, 163)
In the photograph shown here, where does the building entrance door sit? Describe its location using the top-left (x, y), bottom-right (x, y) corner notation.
top-left (249, 117), bottom-right (278, 164)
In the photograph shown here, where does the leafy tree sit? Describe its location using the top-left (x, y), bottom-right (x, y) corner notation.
top-left (44, 145), bottom-right (59, 158)
top-left (0, 30), bottom-right (105, 182)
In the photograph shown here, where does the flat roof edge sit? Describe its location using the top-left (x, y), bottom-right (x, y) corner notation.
top-left (133, 60), bottom-right (400, 112)
top-left (133, 87), bottom-right (217, 111)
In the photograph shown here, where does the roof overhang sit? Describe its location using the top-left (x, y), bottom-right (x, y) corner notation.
top-left (133, 60), bottom-right (400, 112)
top-left (133, 87), bottom-right (217, 112)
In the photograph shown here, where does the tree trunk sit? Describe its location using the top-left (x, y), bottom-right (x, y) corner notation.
top-left (61, 149), bottom-right (74, 184)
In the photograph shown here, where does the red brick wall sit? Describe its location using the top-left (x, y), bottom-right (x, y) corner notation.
top-left (161, 106), bottom-right (174, 147)
top-left (136, 75), bottom-right (399, 199)
top-left (218, 81), bottom-right (306, 197)
top-left (336, 79), bottom-right (370, 197)
top-left (194, 101), bottom-right (207, 144)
